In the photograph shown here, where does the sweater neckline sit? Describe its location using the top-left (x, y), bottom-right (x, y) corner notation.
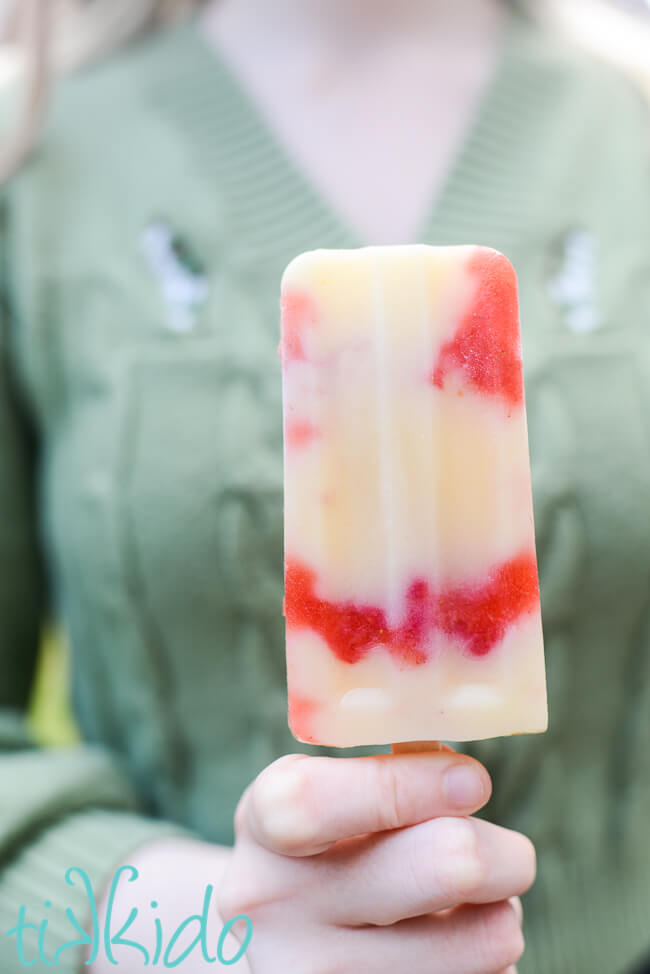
top-left (160, 6), bottom-right (550, 267)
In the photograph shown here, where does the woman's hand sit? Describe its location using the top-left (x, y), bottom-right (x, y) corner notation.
top-left (218, 750), bottom-right (535, 973)
top-left (88, 837), bottom-right (247, 973)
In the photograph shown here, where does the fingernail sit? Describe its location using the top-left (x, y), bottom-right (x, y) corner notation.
top-left (443, 764), bottom-right (486, 808)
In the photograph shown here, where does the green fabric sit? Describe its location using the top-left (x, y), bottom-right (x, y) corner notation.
top-left (0, 809), bottom-right (190, 974)
top-left (1, 6), bottom-right (649, 973)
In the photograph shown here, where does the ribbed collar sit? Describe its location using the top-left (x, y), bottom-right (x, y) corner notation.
top-left (147, 7), bottom-right (570, 270)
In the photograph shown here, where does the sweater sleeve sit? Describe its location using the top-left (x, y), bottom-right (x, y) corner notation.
top-left (0, 204), bottom-right (192, 974)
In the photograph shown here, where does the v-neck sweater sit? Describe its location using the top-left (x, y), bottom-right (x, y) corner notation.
top-left (1, 8), bottom-right (650, 973)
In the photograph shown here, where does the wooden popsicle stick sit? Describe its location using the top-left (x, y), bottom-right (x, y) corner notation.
top-left (391, 740), bottom-right (443, 754)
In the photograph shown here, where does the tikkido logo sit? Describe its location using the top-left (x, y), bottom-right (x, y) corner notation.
top-left (5, 865), bottom-right (253, 968)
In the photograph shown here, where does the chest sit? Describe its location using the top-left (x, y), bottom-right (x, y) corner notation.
top-left (10, 91), bottom-right (650, 707)
top-left (204, 24), bottom-right (504, 244)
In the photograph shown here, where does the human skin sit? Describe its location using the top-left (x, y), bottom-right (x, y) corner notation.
top-left (90, 750), bottom-right (533, 973)
top-left (201, 0), bottom-right (506, 245)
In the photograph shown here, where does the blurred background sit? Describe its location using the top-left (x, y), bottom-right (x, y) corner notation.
top-left (0, 0), bottom-right (647, 748)
top-left (614, 0), bottom-right (650, 10)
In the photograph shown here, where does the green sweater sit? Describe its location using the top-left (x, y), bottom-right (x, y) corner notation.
top-left (1, 8), bottom-right (650, 973)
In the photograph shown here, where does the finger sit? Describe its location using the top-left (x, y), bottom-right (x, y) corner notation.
top-left (509, 896), bottom-right (523, 926)
top-left (328, 900), bottom-right (525, 974)
top-left (238, 750), bottom-right (492, 855)
top-left (324, 816), bottom-right (536, 925)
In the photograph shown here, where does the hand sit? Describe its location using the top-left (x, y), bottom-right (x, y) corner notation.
top-left (218, 750), bottom-right (535, 973)
top-left (89, 838), bottom-right (249, 972)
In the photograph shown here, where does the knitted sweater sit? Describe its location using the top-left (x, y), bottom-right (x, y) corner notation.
top-left (1, 8), bottom-right (650, 973)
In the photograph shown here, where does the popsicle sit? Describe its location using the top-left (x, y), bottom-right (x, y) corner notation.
top-left (280, 245), bottom-right (547, 748)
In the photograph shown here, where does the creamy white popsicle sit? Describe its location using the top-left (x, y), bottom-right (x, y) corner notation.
top-left (280, 245), bottom-right (547, 747)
